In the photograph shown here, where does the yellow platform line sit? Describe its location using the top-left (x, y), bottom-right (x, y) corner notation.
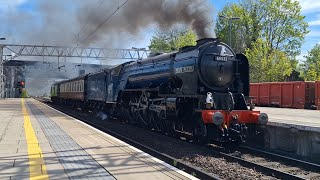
top-left (21, 99), bottom-right (49, 180)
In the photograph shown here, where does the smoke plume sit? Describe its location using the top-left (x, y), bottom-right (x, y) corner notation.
top-left (78, 0), bottom-right (215, 44)
top-left (0, 0), bottom-right (214, 46)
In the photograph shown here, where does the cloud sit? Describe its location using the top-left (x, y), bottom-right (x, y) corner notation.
top-left (306, 30), bottom-right (320, 37)
top-left (298, 0), bottom-right (320, 14)
top-left (309, 20), bottom-right (320, 26)
top-left (296, 53), bottom-right (307, 61)
top-left (0, 0), bottom-right (28, 10)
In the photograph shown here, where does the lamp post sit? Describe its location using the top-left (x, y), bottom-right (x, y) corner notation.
top-left (219, 15), bottom-right (240, 48)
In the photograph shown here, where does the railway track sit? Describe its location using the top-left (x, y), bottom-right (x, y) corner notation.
top-left (35, 97), bottom-right (320, 179)
top-left (234, 146), bottom-right (320, 179)
top-left (206, 144), bottom-right (320, 180)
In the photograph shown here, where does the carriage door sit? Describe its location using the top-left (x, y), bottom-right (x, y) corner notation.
top-left (106, 72), bottom-right (113, 102)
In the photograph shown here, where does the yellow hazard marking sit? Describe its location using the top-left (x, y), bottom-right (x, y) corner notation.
top-left (21, 98), bottom-right (49, 180)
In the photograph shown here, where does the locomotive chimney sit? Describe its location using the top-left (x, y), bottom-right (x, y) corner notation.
top-left (196, 38), bottom-right (217, 47)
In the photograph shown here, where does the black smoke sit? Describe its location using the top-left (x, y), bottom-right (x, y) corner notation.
top-left (0, 0), bottom-right (214, 46)
top-left (78, 0), bottom-right (215, 44)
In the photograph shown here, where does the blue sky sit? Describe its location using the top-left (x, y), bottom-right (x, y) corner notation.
top-left (0, 0), bottom-right (319, 61)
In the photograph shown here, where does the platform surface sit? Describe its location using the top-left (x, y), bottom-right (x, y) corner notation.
top-left (0, 98), bottom-right (197, 180)
top-left (256, 107), bottom-right (320, 132)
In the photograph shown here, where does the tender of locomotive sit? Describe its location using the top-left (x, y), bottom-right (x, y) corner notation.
top-left (52, 38), bottom-right (268, 143)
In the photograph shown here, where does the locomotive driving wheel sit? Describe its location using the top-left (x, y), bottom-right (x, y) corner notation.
top-left (148, 98), bottom-right (169, 134)
top-left (147, 110), bottom-right (157, 130)
top-left (128, 92), bottom-right (150, 128)
top-left (128, 97), bottom-right (139, 124)
top-left (192, 114), bottom-right (207, 144)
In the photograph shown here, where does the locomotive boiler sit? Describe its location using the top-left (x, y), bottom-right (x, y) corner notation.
top-left (51, 38), bottom-right (268, 143)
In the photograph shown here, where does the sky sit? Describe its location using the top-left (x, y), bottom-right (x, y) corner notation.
top-left (0, 0), bottom-right (319, 62)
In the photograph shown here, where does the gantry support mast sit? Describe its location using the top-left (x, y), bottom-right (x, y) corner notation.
top-left (0, 43), bottom-right (150, 98)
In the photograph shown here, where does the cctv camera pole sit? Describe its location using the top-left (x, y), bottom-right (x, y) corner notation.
top-left (219, 16), bottom-right (240, 48)
top-left (229, 20), bottom-right (232, 48)
top-left (0, 45), bottom-right (4, 99)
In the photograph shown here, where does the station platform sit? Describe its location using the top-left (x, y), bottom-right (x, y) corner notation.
top-left (255, 107), bottom-right (320, 132)
top-left (0, 98), bottom-right (197, 180)
top-left (255, 107), bottom-right (320, 159)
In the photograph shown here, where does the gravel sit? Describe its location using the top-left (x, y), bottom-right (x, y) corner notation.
top-left (82, 110), bottom-right (275, 179)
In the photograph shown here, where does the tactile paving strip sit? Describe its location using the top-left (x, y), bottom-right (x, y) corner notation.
top-left (27, 102), bottom-right (115, 180)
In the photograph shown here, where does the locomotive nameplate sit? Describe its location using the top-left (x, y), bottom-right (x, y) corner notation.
top-left (175, 66), bottom-right (194, 74)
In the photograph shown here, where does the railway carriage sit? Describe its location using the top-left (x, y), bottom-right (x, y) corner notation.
top-left (57, 75), bottom-right (87, 106)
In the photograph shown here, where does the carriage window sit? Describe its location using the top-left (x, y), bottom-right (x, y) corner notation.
top-left (81, 81), bottom-right (83, 91)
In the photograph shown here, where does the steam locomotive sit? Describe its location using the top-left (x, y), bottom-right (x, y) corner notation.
top-left (51, 38), bottom-right (268, 143)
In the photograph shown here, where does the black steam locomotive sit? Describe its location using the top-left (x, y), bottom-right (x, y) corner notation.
top-left (51, 38), bottom-right (268, 143)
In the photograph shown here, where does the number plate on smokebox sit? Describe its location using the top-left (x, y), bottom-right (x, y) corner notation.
top-left (215, 56), bottom-right (229, 61)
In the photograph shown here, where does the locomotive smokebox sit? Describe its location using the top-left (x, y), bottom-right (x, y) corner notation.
top-left (197, 38), bottom-right (235, 90)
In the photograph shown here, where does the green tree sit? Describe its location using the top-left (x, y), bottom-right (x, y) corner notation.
top-left (216, 1), bottom-right (263, 53)
top-left (301, 44), bottom-right (320, 81)
top-left (261, 0), bottom-right (309, 57)
top-left (245, 39), bottom-right (292, 82)
top-left (216, 0), bottom-right (309, 57)
top-left (149, 29), bottom-right (197, 52)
